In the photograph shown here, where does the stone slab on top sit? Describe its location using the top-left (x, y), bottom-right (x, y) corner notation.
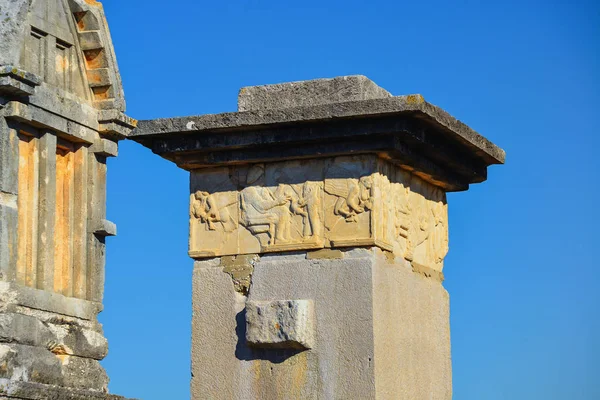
top-left (238, 75), bottom-right (392, 111)
top-left (131, 76), bottom-right (505, 191)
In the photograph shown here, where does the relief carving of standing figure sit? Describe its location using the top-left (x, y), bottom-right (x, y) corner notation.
top-left (428, 201), bottom-right (449, 265)
top-left (302, 182), bottom-right (322, 240)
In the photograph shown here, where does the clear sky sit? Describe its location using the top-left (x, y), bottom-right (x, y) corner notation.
top-left (98, 0), bottom-right (599, 398)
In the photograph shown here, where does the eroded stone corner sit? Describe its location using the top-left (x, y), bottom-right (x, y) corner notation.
top-left (411, 262), bottom-right (445, 282)
top-left (221, 254), bottom-right (259, 296)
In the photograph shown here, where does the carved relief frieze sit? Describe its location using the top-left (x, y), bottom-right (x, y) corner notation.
top-left (189, 156), bottom-right (449, 271)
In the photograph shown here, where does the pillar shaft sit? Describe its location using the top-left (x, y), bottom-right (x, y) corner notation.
top-left (132, 75), bottom-right (505, 399)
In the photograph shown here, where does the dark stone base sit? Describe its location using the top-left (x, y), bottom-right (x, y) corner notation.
top-left (0, 380), bottom-right (135, 400)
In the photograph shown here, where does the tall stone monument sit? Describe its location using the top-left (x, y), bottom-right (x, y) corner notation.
top-left (0, 0), bottom-right (135, 398)
top-left (132, 75), bottom-right (505, 399)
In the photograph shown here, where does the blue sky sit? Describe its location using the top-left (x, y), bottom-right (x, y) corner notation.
top-left (99, 1), bottom-right (599, 398)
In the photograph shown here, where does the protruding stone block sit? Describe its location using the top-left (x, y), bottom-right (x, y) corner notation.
top-left (93, 219), bottom-right (117, 237)
top-left (90, 138), bottom-right (118, 158)
top-left (0, 379), bottom-right (134, 400)
top-left (0, 66), bottom-right (41, 96)
top-left (0, 343), bottom-right (108, 391)
top-left (245, 299), bottom-right (315, 350)
top-left (238, 75), bottom-right (392, 111)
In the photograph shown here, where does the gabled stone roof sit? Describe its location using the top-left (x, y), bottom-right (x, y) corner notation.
top-left (0, 0), bottom-right (126, 112)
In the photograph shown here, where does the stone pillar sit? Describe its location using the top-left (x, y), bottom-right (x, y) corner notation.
top-left (0, 1), bottom-right (135, 398)
top-left (132, 75), bottom-right (505, 399)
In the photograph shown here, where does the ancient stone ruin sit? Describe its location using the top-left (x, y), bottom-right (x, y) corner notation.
top-left (0, 1), bottom-right (504, 399)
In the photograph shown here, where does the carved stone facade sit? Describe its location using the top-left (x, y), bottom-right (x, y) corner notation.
top-left (134, 75), bottom-right (504, 400)
top-left (0, 1), bottom-right (134, 398)
top-left (189, 156), bottom-right (449, 271)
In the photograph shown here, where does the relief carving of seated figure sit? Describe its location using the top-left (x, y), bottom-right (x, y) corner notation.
top-left (240, 186), bottom-right (293, 246)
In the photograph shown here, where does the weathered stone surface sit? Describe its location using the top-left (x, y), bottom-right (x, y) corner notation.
top-left (0, 204), bottom-right (18, 282)
top-left (372, 249), bottom-right (451, 399)
top-left (245, 300), bottom-right (315, 350)
top-left (0, 67), bottom-right (41, 96)
top-left (0, 312), bottom-right (107, 360)
top-left (97, 110), bottom-right (137, 140)
top-left (0, 313), bottom-right (54, 348)
top-left (306, 248), bottom-right (343, 260)
top-left (0, 282), bottom-right (102, 320)
top-left (133, 77), bottom-right (505, 190)
top-left (192, 249), bottom-right (451, 399)
top-left (0, 343), bottom-right (107, 391)
top-left (221, 254), bottom-right (258, 296)
top-left (0, 116), bottom-right (18, 195)
top-left (92, 219), bottom-right (117, 237)
top-left (0, 1), bottom-right (30, 66)
top-left (0, 379), bottom-right (133, 400)
top-left (59, 355), bottom-right (108, 391)
top-left (90, 138), bottom-right (118, 158)
top-left (46, 321), bottom-right (108, 360)
top-left (0, 343), bottom-right (62, 386)
top-left (134, 92), bottom-right (503, 167)
top-left (238, 75), bottom-right (391, 111)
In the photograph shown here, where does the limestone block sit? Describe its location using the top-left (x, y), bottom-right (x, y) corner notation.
top-left (238, 75), bottom-right (392, 111)
top-left (245, 300), bottom-right (314, 350)
top-left (90, 138), bottom-right (118, 158)
top-left (0, 118), bottom-right (19, 195)
top-left (0, 343), bottom-right (108, 391)
top-left (0, 282), bottom-right (102, 320)
top-left (0, 342), bottom-right (108, 391)
top-left (192, 250), bottom-right (452, 399)
top-left (0, 203), bottom-right (18, 282)
top-left (60, 355), bottom-right (108, 391)
top-left (0, 343), bottom-right (62, 386)
top-left (0, 0), bottom-right (31, 66)
top-left (192, 254), bottom-right (375, 400)
top-left (0, 313), bottom-right (54, 348)
top-left (372, 251), bottom-right (451, 399)
top-left (93, 219), bottom-right (117, 237)
top-left (0, 379), bottom-right (133, 400)
top-left (0, 67), bottom-right (41, 96)
top-left (46, 321), bottom-right (108, 360)
top-left (0, 312), bottom-right (107, 360)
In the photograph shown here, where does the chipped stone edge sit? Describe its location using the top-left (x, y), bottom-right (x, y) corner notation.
top-left (0, 282), bottom-right (102, 321)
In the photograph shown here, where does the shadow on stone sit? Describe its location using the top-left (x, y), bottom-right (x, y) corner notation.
top-left (234, 309), bottom-right (302, 363)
